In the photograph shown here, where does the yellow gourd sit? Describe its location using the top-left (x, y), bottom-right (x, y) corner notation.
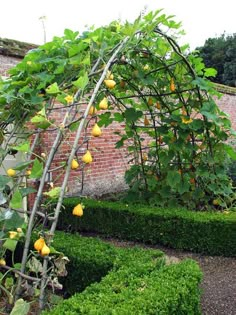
top-left (41, 244), bottom-right (50, 256)
top-left (104, 79), bottom-right (116, 89)
top-left (89, 106), bottom-right (97, 115)
top-left (7, 168), bottom-right (16, 177)
top-left (170, 78), bottom-right (175, 92)
top-left (82, 150), bottom-right (93, 164)
top-left (72, 203), bottom-right (84, 217)
top-left (156, 102), bottom-right (161, 110)
top-left (147, 97), bottom-right (153, 106)
top-left (91, 124), bottom-right (102, 137)
top-left (0, 258), bottom-right (6, 266)
top-left (99, 98), bottom-right (108, 110)
top-left (34, 237), bottom-right (45, 252)
top-left (144, 115), bottom-right (150, 126)
top-left (71, 159), bottom-right (79, 170)
top-left (143, 153), bottom-right (148, 161)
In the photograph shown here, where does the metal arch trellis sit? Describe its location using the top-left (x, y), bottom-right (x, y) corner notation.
top-left (0, 11), bottom-right (234, 312)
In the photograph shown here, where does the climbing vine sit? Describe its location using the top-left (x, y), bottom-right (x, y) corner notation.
top-left (0, 9), bottom-right (235, 312)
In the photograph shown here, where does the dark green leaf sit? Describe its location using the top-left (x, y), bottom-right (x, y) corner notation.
top-left (124, 108), bottom-right (143, 123)
top-left (29, 159), bottom-right (43, 179)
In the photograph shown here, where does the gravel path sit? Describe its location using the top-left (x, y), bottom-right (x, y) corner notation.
top-left (92, 235), bottom-right (236, 315)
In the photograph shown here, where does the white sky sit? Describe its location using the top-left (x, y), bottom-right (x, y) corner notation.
top-left (0, 0), bottom-right (235, 50)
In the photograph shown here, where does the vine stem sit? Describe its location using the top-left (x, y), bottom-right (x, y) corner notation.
top-left (38, 36), bottom-right (130, 310)
top-left (15, 109), bottom-right (73, 300)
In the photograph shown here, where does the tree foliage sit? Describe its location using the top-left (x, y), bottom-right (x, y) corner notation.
top-left (196, 33), bottom-right (236, 87)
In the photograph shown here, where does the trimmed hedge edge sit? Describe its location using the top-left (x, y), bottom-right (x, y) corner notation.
top-left (43, 231), bottom-right (202, 315)
top-left (58, 198), bottom-right (236, 256)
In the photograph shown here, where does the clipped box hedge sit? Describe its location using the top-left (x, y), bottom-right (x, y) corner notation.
top-left (45, 231), bottom-right (202, 315)
top-left (58, 198), bottom-right (236, 256)
top-left (52, 232), bottom-right (117, 297)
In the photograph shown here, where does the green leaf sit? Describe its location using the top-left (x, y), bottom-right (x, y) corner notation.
top-left (19, 187), bottom-right (37, 197)
top-left (2, 210), bottom-right (24, 228)
top-left (113, 112), bottom-right (124, 122)
top-left (223, 144), bottom-right (236, 160)
top-left (72, 73), bottom-right (89, 90)
top-left (11, 141), bottom-right (30, 153)
top-left (177, 180), bottom-right (190, 194)
top-left (10, 299), bottom-right (30, 315)
top-left (166, 171), bottom-right (181, 187)
top-left (46, 82), bottom-right (60, 95)
top-left (97, 112), bottom-right (112, 127)
top-left (69, 120), bottom-right (80, 132)
top-left (0, 192), bottom-right (7, 205)
top-left (31, 115), bottom-right (51, 129)
top-left (10, 190), bottom-right (23, 209)
top-left (0, 175), bottom-right (10, 190)
top-left (29, 159), bottom-right (43, 179)
top-left (3, 238), bottom-right (18, 252)
top-left (43, 187), bottom-right (61, 199)
top-left (13, 161), bottom-right (32, 171)
top-left (204, 67), bottom-right (217, 77)
top-left (64, 29), bottom-right (79, 41)
top-left (124, 108), bottom-right (143, 123)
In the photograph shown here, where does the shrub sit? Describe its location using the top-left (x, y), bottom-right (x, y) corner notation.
top-left (43, 257), bottom-right (202, 315)
top-left (58, 198), bottom-right (236, 256)
top-left (52, 232), bottom-right (117, 296)
top-left (44, 232), bottom-right (202, 315)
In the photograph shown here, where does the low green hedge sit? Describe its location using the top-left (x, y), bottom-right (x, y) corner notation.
top-left (52, 232), bottom-right (117, 296)
top-left (45, 232), bottom-right (202, 315)
top-left (58, 198), bottom-right (236, 256)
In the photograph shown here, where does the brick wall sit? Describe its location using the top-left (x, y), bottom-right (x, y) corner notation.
top-left (1, 43), bottom-right (235, 197)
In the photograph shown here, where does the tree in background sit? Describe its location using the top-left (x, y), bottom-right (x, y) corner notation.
top-left (197, 33), bottom-right (236, 87)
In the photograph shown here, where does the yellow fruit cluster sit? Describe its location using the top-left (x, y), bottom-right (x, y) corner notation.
top-left (34, 237), bottom-right (50, 256)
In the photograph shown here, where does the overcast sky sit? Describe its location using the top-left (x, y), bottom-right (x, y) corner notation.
top-left (0, 0), bottom-right (235, 50)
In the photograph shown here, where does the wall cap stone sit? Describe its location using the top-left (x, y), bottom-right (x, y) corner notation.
top-left (0, 37), bottom-right (37, 58)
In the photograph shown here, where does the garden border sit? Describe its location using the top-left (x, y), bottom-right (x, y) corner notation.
top-left (58, 198), bottom-right (236, 256)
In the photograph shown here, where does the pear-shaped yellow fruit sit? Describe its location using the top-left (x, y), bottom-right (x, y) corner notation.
top-left (143, 153), bottom-right (148, 161)
top-left (72, 203), bottom-right (83, 217)
top-left (71, 159), bottom-right (79, 170)
top-left (144, 115), bottom-right (150, 126)
top-left (26, 169), bottom-right (31, 176)
top-left (104, 79), bottom-right (116, 89)
top-left (91, 124), bottom-right (102, 137)
top-left (7, 168), bottom-right (16, 177)
top-left (99, 98), bottom-right (108, 110)
top-left (170, 78), bottom-right (175, 92)
top-left (41, 244), bottom-right (50, 256)
top-left (89, 106), bottom-right (97, 116)
top-left (82, 150), bottom-right (93, 164)
top-left (147, 97), bottom-right (153, 106)
top-left (34, 237), bottom-right (45, 252)
top-left (156, 102), bottom-right (161, 110)
top-left (0, 258), bottom-right (6, 266)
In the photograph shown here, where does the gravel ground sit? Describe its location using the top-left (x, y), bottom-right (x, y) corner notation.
top-left (92, 235), bottom-right (236, 315)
